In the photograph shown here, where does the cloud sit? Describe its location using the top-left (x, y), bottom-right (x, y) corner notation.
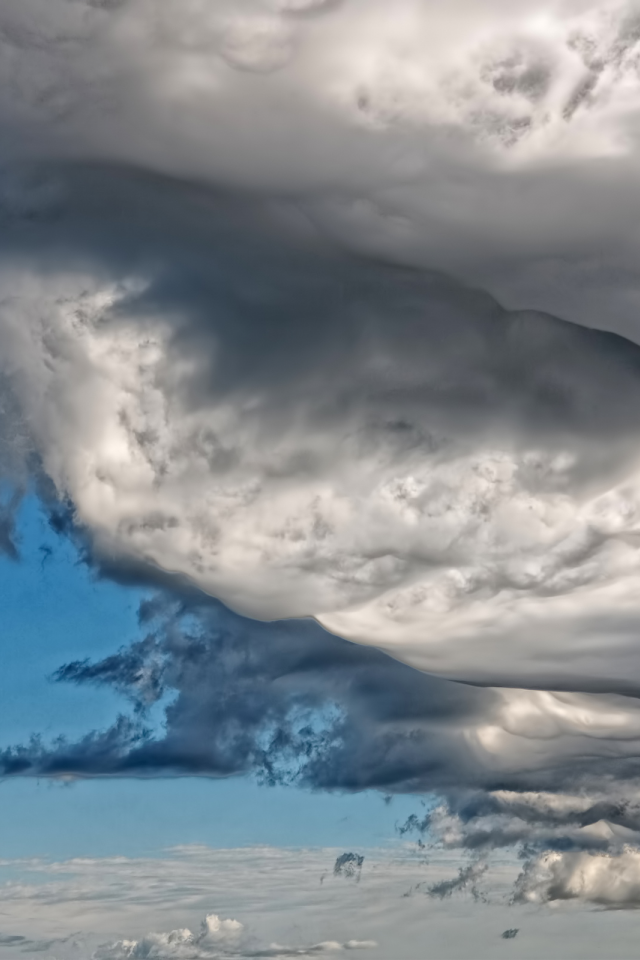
top-left (3, 0), bottom-right (640, 698)
top-left (5, 186), bottom-right (640, 702)
top-left (94, 913), bottom-right (242, 959)
top-left (5, 0), bottom-right (640, 335)
top-left (426, 860), bottom-right (488, 901)
top-left (94, 912), bottom-right (376, 959)
top-left (333, 854), bottom-right (364, 881)
top-left (5, 0), bottom-right (640, 913)
top-left (400, 790), bottom-right (640, 856)
top-left (513, 847), bottom-right (640, 907)
top-left (0, 845), bottom-right (533, 960)
top-left (396, 788), bottom-right (640, 909)
top-left (0, 932), bottom-right (84, 953)
top-left (3, 581), bottom-right (640, 819)
top-left (0, 595), bottom-right (496, 790)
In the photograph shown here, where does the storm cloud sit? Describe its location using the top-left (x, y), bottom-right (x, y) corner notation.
top-left (5, 592), bottom-right (640, 831)
top-left (6, 174), bottom-right (640, 697)
top-left (4, 0), bottom-right (640, 911)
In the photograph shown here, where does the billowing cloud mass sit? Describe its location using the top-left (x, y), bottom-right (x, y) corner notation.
top-left (5, 0), bottom-right (640, 333)
top-left (6, 0), bottom-right (640, 911)
top-left (7, 191), bottom-right (640, 694)
top-left (514, 847), bottom-right (640, 906)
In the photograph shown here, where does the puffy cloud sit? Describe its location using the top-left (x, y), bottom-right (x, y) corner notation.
top-left (513, 847), bottom-right (640, 906)
top-left (3, 0), bottom-right (640, 689)
top-left (94, 913), bottom-right (241, 959)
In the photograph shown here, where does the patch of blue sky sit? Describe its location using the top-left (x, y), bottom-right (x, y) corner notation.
top-left (0, 493), bottom-right (146, 746)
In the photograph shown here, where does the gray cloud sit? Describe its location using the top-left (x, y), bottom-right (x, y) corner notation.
top-left (426, 860), bottom-right (488, 901)
top-left (5, 0), bottom-right (640, 336)
top-left (333, 854), bottom-right (364, 882)
top-left (5, 588), bottom-right (640, 840)
top-left (5, 164), bottom-right (640, 699)
top-left (5, 164), bottom-right (640, 902)
top-left (395, 787), bottom-right (640, 908)
top-left (0, 593), bottom-right (495, 791)
top-left (399, 790), bottom-right (640, 856)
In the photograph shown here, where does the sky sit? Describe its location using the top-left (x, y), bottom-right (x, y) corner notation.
top-left (5, 0), bottom-right (640, 957)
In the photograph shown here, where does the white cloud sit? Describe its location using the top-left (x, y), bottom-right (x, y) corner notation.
top-left (94, 911), bottom-right (376, 959)
top-left (515, 847), bottom-right (640, 906)
top-left (94, 913), bottom-right (243, 959)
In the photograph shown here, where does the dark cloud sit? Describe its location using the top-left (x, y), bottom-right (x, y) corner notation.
top-left (6, 162), bottom-right (640, 693)
top-left (426, 860), bottom-right (488, 901)
top-left (0, 506), bottom-right (18, 560)
top-left (397, 788), bottom-right (640, 872)
top-left (0, 593), bottom-right (494, 790)
top-left (53, 635), bottom-right (167, 711)
top-left (6, 584), bottom-right (640, 815)
top-left (5, 160), bottom-right (640, 451)
top-left (333, 853), bottom-right (364, 881)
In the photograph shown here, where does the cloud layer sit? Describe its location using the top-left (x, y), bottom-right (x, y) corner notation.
top-left (5, 0), bottom-right (640, 334)
top-left (0, 845), bottom-right (529, 960)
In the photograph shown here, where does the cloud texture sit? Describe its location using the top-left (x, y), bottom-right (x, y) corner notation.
top-left (5, 0), bottom-right (640, 911)
top-left (5, 189), bottom-right (640, 695)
